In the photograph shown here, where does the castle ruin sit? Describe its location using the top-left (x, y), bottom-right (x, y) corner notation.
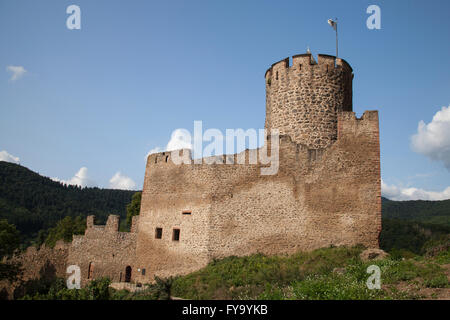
top-left (5, 53), bottom-right (382, 289)
top-left (132, 52), bottom-right (381, 283)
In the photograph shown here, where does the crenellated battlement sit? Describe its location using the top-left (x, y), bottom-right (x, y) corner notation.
top-left (147, 149), bottom-right (192, 166)
top-left (85, 214), bottom-right (139, 234)
top-left (337, 110), bottom-right (379, 141)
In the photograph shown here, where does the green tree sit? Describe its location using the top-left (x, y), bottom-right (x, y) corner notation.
top-left (0, 219), bottom-right (22, 282)
top-left (0, 161), bottom-right (134, 247)
top-left (126, 192), bottom-right (142, 228)
top-left (44, 216), bottom-right (86, 247)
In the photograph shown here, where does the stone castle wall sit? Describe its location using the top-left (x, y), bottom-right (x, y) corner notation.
top-left (135, 109), bottom-right (381, 282)
top-left (1, 216), bottom-right (140, 298)
top-left (67, 215), bottom-right (139, 286)
top-left (0, 241), bottom-right (70, 299)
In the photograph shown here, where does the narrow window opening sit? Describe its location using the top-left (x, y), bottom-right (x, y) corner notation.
top-left (172, 228), bottom-right (180, 241)
top-left (165, 155), bottom-right (169, 162)
top-left (154, 157), bottom-right (157, 164)
top-left (155, 227), bottom-right (163, 239)
top-left (141, 268), bottom-right (146, 276)
top-left (299, 64), bottom-right (302, 70)
top-left (276, 71), bottom-right (279, 80)
top-left (182, 211), bottom-right (191, 215)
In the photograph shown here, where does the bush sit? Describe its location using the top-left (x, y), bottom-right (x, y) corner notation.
top-left (424, 274), bottom-right (449, 288)
top-left (19, 277), bottom-right (112, 300)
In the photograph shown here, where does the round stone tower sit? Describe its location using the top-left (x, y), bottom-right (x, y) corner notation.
top-left (264, 53), bottom-right (353, 149)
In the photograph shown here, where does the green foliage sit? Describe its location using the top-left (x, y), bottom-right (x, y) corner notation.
top-left (0, 219), bottom-right (22, 282)
top-left (153, 276), bottom-right (174, 300)
top-left (288, 274), bottom-right (390, 300)
top-left (13, 260), bottom-right (59, 298)
top-left (20, 277), bottom-right (112, 300)
top-left (0, 161), bottom-right (135, 246)
top-left (171, 246), bottom-right (364, 299)
top-left (433, 247), bottom-right (450, 264)
top-left (109, 284), bottom-right (159, 300)
top-left (126, 192), bottom-right (141, 228)
top-left (423, 274), bottom-right (449, 288)
top-left (85, 278), bottom-right (112, 300)
top-left (380, 218), bottom-right (450, 254)
top-left (382, 197), bottom-right (450, 227)
top-left (0, 219), bottom-right (21, 259)
top-left (171, 247), bottom-right (449, 300)
top-left (43, 216), bottom-right (86, 247)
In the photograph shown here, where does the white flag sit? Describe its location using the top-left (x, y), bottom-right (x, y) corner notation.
top-left (328, 19), bottom-right (337, 31)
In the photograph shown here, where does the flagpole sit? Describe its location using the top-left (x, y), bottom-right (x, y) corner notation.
top-left (335, 18), bottom-right (338, 59)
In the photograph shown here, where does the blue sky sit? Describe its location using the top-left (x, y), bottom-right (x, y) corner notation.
top-left (1, 0), bottom-right (449, 199)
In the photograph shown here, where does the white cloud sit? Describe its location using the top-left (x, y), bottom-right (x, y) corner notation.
top-left (146, 147), bottom-right (163, 159)
top-left (146, 128), bottom-right (192, 158)
top-left (0, 150), bottom-right (20, 164)
top-left (6, 65), bottom-right (27, 82)
top-left (166, 129), bottom-right (193, 151)
top-left (109, 172), bottom-right (136, 190)
top-left (52, 167), bottom-right (96, 188)
top-left (381, 179), bottom-right (450, 201)
top-left (411, 105), bottom-right (450, 170)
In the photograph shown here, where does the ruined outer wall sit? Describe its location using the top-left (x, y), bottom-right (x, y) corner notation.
top-left (265, 54), bottom-right (353, 149)
top-left (67, 215), bottom-right (138, 286)
top-left (136, 111), bottom-right (381, 282)
top-left (0, 241), bottom-right (69, 299)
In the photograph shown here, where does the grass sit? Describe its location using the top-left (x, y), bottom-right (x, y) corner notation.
top-left (169, 246), bottom-right (449, 300)
top-left (171, 246), bottom-right (364, 299)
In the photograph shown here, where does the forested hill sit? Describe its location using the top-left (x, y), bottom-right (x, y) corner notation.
top-left (382, 197), bottom-right (450, 227)
top-left (0, 161), bottom-right (136, 245)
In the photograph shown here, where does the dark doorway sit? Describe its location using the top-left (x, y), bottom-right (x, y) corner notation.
top-left (125, 266), bottom-right (132, 283)
top-left (88, 262), bottom-right (94, 279)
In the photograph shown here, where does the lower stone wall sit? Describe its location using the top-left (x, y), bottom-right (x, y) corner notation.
top-left (67, 216), bottom-right (138, 286)
top-left (0, 241), bottom-right (69, 299)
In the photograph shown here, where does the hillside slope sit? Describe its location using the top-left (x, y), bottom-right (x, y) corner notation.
top-left (382, 197), bottom-right (450, 226)
top-left (0, 161), bottom-right (136, 245)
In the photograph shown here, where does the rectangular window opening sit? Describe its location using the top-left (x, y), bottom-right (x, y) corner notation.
top-left (182, 211), bottom-right (191, 215)
top-left (155, 227), bottom-right (162, 239)
top-left (172, 228), bottom-right (180, 241)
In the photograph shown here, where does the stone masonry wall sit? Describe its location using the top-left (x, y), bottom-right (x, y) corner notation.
top-left (67, 215), bottom-right (139, 286)
top-left (0, 241), bottom-right (70, 299)
top-left (265, 54), bottom-right (353, 149)
top-left (136, 109), bottom-right (381, 283)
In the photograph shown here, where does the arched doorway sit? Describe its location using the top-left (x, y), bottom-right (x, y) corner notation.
top-left (88, 262), bottom-right (94, 279)
top-left (125, 266), bottom-right (132, 283)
